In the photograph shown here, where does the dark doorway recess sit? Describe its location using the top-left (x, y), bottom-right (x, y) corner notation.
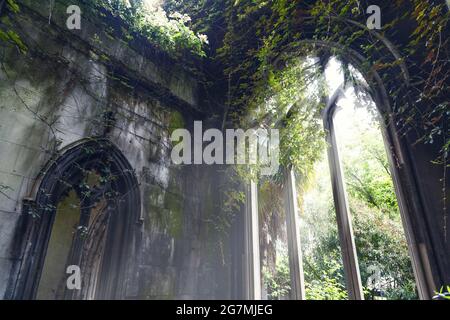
top-left (10, 139), bottom-right (141, 300)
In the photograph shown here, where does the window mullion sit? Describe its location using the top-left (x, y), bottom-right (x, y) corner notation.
top-left (284, 167), bottom-right (306, 300)
top-left (243, 181), bottom-right (261, 300)
top-left (325, 113), bottom-right (364, 300)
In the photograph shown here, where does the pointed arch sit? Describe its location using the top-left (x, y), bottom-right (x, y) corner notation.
top-left (11, 138), bottom-right (141, 300)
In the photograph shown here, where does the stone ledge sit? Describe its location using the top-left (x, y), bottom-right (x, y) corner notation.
top-left (13, 0), bottom-right (203, 114)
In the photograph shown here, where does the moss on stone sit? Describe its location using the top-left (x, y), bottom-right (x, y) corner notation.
top-left (168, 110), bottom-right (185, 136)
top-left (144, 174), bottom-right (184, 237)
top-left (164, 191), bottom-right (183, 238)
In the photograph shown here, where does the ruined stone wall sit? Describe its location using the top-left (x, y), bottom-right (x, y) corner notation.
top-left (0, 1), bottom-right (233, 299)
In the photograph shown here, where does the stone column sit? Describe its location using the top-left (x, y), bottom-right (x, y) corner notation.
top-left (243, 181), bottom-right (261, 300)
top-left (284, 168), bottom-right (306, 300)
top-left (325, 116), bottom-right (364, 300)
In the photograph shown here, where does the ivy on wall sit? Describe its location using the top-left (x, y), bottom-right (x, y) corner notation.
top-left (0, 0), bottom-right (27, 53)
top-left (166, 0), bottom-right (449, 204)
top-left (2, 1), bottom-right (447, 179)
top-left (89, 0), bottom-right (209, 57)
top-left (162, 1), bottom-right (449, 285)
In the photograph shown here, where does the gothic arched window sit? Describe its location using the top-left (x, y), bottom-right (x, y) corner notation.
top-left (243, 56), bottom-right (424, 300)
top-left (14, 139), bottom-right (141, 300)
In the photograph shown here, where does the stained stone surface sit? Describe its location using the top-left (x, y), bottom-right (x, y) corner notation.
top-left (0, 1), bottom-right (233, 300)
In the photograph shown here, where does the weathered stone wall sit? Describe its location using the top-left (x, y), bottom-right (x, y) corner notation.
top-left (0, 1), bottom-right (233, 299)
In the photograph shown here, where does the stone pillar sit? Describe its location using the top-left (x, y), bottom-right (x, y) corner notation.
top-left (243, 181), bottom-right (261, 300)
top-left (325, 117), bottom-right (364, 300)
top-left (284, 168), bottom-right (306, 300)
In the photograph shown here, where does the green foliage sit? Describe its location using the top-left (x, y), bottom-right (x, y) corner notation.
top-left (168, 110), bottom-right (185, 135)
top-left (264, 245), bottom-right (348, 300)
top-left (435, 286), bottom-right (450, 300)
top-left (91, 0), bottom-right (208, 57)
top-left (346, 166), bottom-right (399, 214)
top-left (0, 0), bottom-right (27, 53)
top-left (1, 0), bottom-right (208, 57)
top-left (352, 198), bottom-right (417, 300)
top-left (268, 59), bottom-right (327, 175)
top-left (340, 114), bottom-right (400, 217)
top-left (263, 253), bottom-right (291, 300)
top-left (304, 257), bottom-right (348, 300)
top-left (299, 184), bottom-right (417, 300)
top-left (5, 0), bottom-right (19, 13)
top-left (171, 1), bottom-right (448, 202)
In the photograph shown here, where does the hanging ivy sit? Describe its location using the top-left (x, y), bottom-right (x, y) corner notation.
top-left (0, 0), bottom-right (27, 53)
top-left (166, 0), bottom-right (449, 186)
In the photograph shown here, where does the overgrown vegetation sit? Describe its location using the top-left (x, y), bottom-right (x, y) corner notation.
top-left (166, 0), bottom-right (448, 205)
top-left (163, 2), bottom-right (448, 297)
top-left (262, 101), bottom-right (417, 300)
top-left (0, 0), bottom-right (27, 53)
top-left (1, 0), bottom-right (448, 299)
top-left (0, 0), bottom-right (208, 57)
top-left (90, 0), bottom-right (208, 57)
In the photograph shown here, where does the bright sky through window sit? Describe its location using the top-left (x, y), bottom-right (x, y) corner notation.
top-left (142, 0), bottom-right (163, 11)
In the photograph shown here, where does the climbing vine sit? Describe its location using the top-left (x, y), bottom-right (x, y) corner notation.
top-left (0, 0), bottom-right (208, 58)
top-left (0, 0), bottom-right (27, 53)
top-left (166, 0), bottom-right (449, 205)
top-left (163, 1), bottom-right (449, 294)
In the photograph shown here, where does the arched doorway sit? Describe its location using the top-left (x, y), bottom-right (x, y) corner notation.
top-left (13, 139), bottom-right (141, 300)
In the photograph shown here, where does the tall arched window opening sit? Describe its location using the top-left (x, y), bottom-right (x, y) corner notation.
top-left (246, 56), bottom-right (420, 300)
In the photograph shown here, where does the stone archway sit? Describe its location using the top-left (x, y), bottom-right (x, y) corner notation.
top-left (279, 43), bottom-right (438, 299)
top-left (12, 139), bottom-right (141, 300)
top-left (242, 38), bottom-right (439, 299)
